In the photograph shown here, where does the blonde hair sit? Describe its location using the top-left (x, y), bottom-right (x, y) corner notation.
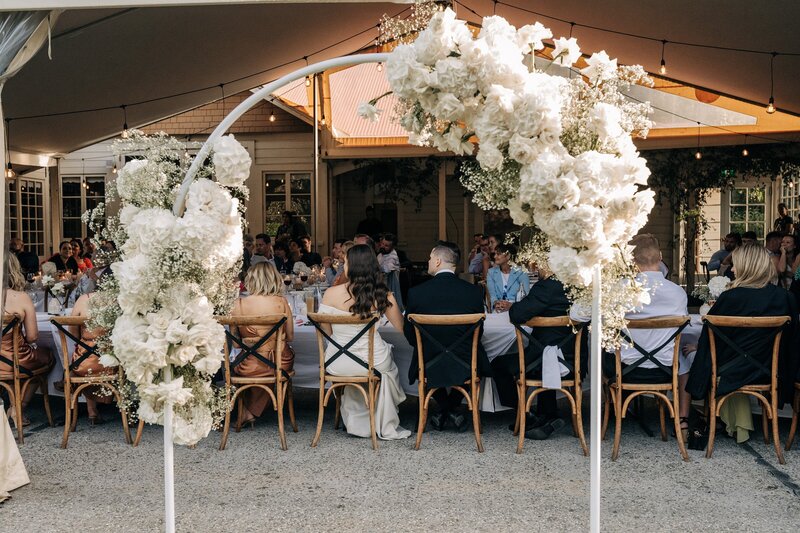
top-left (341, 240), bottom-right (355, 257)
top-left (5, 254), bottom-right (26, 291)
top-left (630, 234), bottom-right (662, 267)
top-left (730, 244), bottom-right (775, 289)
top-left (244, 261), bottom-right (283, 296)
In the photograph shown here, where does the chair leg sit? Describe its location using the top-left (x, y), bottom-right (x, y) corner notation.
top-left (234, 396), bottom-right (244, 433)
top-left (786, 392), bottom-right (799, 451)
top-left (762, 406), bottom-right (770, 444)
top-left (334, 390), bottom-right (341, 430)
top-left (70, 404), bottom-right (79, 432)
top-left (705, 395), bottom-right (717, 459)
top-left (61, 392), bottom-right (72, 449)
top-left (120, 405), bottom-right (132, 445)
top-left (367, 383), bottom-right (379, 451)
top-left (601, 385), bottom-right (611, 441)
top-left (414, 390), bottom-right (427, 451)
top-left (310, 380), bottom-right (326, 448)
top-left (219, 401), bottom-right (232, 451)
top-left (659, 399), bottom-right (668, 442)
top-left (513, 382), bottom-right (523, 437)
top-left (575, 389), bottom-right (588, 457)
top-left (133, 418), bottom-right (145, 447)
top-left (276, 383), bottom-right (287, 451)
top-left (472, 381), bottom-right (484, 453)
top-left (770, 396), bottom-right (785, 465)
top-left (40, 378), bottom-right (54, 427)
top-left (672, 398), bottom-right (689, 462)
top-left (612, 389), bottom-right (622, 461)
top-left (515, 384), bottom-right (526, 454)
top-left (287, 384), bottom-right (298, 433)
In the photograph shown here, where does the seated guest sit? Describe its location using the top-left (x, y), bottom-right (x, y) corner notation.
top-left (377, 233), bottom-right (400, 274)
top-left (1, 254), bottom-right (53, 427)
top-left (468, 236), bottom-right (490, 275)
top-left (9, 237), bottom-right (39, 278)
top-left (403, 241), bottom-right (490, 431)
top-left (46, 240), bottom-right (79, 275)
top-left (777, 234), bottom-right (798, 289)
top-left (297, 235), bottom-right (322, 266)
top-left (685, 244), bottom-right (799, 441)
top-left (317, 244), bottom-right (410, 440)
top-left (486, 244), bottom-right (530, 313)
top-left (250, 233), bottom-right (274, 265)
top-left (765, 230), bottom-right (783, 274)
top-left (332, 241), bottom-right (354, 286)
top-left (353, 233), bottom-right (376, 252)
top-left (481, 234), bottom-right (503, 277)
top-left (229, 262), bottom-right (295, 426)
top-left (741, 230), bottom-right (758, 246)
top-left (71, 239), bottom-right (93, 273)
top-left (69, 274), bottom-right (117, 424)
top-left (273, 242), bottom-right (293, 274)
top-left (492, 259), bottom-right (588, 439)
top-left (708, 232), bottom-right (741, 273)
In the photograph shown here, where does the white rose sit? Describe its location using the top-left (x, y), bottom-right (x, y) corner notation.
top-left (476, 144), bottom-right (505, 171)
top-left (193, 353), bottom-right (223, 376)
top-left (589, 103), bottom-right (624, 141)
top-left (581, 50), bottom-right (618, 82)
top-left (212, 134), bottom-right (251, 188)
top-left (508, 134), bottom-right (540, 165)
top-left (552, 173), bottom-right (582, 208)
top-left (357, 102), bottom-right (382, 122)
top-left (172, 406), bottom-right (214, 446)
top-left (169, 344), bottom-right (199, 366)
top-left (552, 37), bottom-right (581, 67)
top-left (432, 93), bottom-right (465, 122)
top-left (517, 22), bottom-right (552, 52)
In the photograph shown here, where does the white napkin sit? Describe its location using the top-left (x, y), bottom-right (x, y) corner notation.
top-left (542, 345), bottom-right (569, 389)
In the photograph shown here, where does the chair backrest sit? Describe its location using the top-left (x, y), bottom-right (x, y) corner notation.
top-left (407, 313), bottom-right (485, 385)
top-left (477, 281), bottom-right (491, 313)
top-left (514, 316), bottom-right (585, 380)
top-left (306, 312), bottom-right (379, 378)
top-left (1, 313), bottom-right (25, 379)
top-left (614, 316), bottom-right (690, 382)
top-left (50, 315), bottom-right (97, 376)
top-left (700, 261), bottom-right (710, 282)
top-left (702, 315), bottom-right (790, 389)
top-left (216, 314), bottom-right (288, 381)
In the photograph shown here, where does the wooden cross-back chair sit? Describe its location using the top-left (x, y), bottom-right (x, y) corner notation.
top-left (513, 316), bottom-right (588, 455)
top-left (307, 312), bottom-right (381, 450)
top-left (786, 381), bottom-right (800, 451)
top-left (0, 314), bottom-right (53, 444)
top-left (601, 316), bottom-right (690, 462)
top-left (216, 314), bottom-right (297, 451)
top-left (703, 315), bottom-right (790, 464)
top-left (407, 313), bottom-right (485, 452)
top-left (50, 316), bottom-right (132, 448)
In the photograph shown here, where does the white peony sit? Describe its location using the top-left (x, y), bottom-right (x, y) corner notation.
top-left (433, 92), bottom-right (465, 121)
top-left (580, 50), bottom-right (618, 82)
top-left (357, 102), bottom-right (382, 122)
top-left (707, 276), bottom-right (730, 298)
top-left (172, 405), bottom-right (214, 446)
top-left (517, 22), bottom-right (552, 52)
top-left (552, 37), bottom-right (581, 67)
top-left (589, 103), bottom-right (624, 141)
top-left (212, 134), bottom-right (251, 188)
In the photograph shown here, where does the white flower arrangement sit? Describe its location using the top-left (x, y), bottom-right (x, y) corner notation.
top-left (369, 8), bottom-right (656, 347)
top-left (292, 262), bottom-right (311, 276)
top-left (85, 130), bottom-right (247, 446)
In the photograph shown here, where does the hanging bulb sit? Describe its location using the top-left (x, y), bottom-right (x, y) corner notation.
top-left (305, 76), bottom-right (311, 87)
top-left (695, 150), bottom-right (702, 160)
top-left (659, 59), bottom-right (666, 75)
top-left (5, 162), bottom-right (15, 178)
top-left (112, 164), bottom-right (118, 174)
top-left (376, 62), bottom-right (383, 72)
top-left (121, 122), bottom-right (129, 139)
top-left (320, 115), bottom-right (326, 126)
top-left (269, 110), bottom-right (276, 122)
top-left (766, 96), bottom-right (776, 114)
top-left (742, 147), bottom-right (749, 157)
top-left (120, 104), bottom-right (129, 138)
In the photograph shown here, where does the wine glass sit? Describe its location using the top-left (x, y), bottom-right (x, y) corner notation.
top-left (300, 272), bottom-right (309, 284)
top-left (283, 275), bottom-right (292, 292)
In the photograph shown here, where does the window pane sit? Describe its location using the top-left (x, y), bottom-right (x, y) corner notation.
top-left (730, 206), bottom-right (746, 222)
top-left (730, 188), bottom-right (747, 204)
top-left (264, 200), bottom-right (285, 236)
top-left (62, 177), bottom-right (82, 197)
top-left (748, 187), bottom-right (765, 204)
top-left (291, 197), bottom-right (311, 218)
top-left (748, 205), bottom-right (764, 221)
top-left (265, 174), bottom-right (286, 194)
top-left (63, 198), bottom-right (82, 218)
top-left (750, 223), bottom-right (765, 240)
top-left (290, 173), bottom-right (311, 194)
top-left (63, 219), bottom-right (82, 239)
top-left (86, 177), bottom-right (105, 197)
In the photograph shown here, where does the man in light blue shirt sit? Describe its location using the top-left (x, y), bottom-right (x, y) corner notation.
top-left (468, 237), bottom-right (489, 275)
top-left (707, 232), bottom-right (741, 272)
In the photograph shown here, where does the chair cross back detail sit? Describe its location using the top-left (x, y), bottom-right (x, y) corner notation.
top-left (704, 319), bottom-right (785, 380)
top-left (617, 318), bottom-right (690, 378)
top-left (0, 316), bottom-right (32, 377)
top-left (225, 316), bottom-right (288, 378)
top-left (50, 318), bottom-right (100, 372)
top-left (308, 315), bottom-right (381, 378)
top-left (514, 321), bottom-right (584, 376)
top-left (410, 316), bottom-right (485, 373)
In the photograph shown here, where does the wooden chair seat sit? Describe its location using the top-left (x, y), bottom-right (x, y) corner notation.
top-left (2, 314), bottom-right (54, 444)
top-left (325, 374), bottom-right (381, 383)
top-left (702, 315), bottom-right (789, 464)
top-left (513, 316), bottom-right (587, 455)
top-left (215, 314), bottom-right (297, 451)
top-left (602, 316), bottom-right (690, 462)
top-left (51, 316), bottom-right (131, 449)
top-left (408, 313), bottom-right (486, 453)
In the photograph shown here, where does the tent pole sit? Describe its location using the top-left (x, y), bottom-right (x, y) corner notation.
top-left (590, 265), bottom-right (602, 532)
top-left (163, 364), bottom-right (175, 533)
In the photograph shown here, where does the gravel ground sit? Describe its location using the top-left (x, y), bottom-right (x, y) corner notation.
top-left (3, 390), bottom-right (799, 532)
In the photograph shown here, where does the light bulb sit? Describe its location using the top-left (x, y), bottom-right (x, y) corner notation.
top-left (121, 123), bottom-right (129, 139)
top-left (659, 59), bottom-right (666, 75)
top-left (766, 97), bottom-right (776, 114)
top-left (377, 62), bottom-right (383, 72)
top-left (320, 116), bottom-right (326, 126)
top-left (305, 76), bottom-right (311, 87)
top-left (695, 150), bottom-right (702, 160)
top-left (112, 165), bottom-right (117, 174)
top-left (742, 147), bottom-right (749, 157)
top-left (269, 112), bottom-right (276, 122)
top-left (5, 163), bottom-right (15, 178)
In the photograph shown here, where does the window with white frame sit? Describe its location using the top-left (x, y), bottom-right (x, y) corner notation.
top-left (61, 175), bottom-right (105, 239)
top-left (728, 184), bottom-right (766, 241)
top-left (6, 176), bottom-right (47, 257)
top-left (264, 172), bottom-right (312, 236)
top-left (780, 176), bottom-right (800, 224)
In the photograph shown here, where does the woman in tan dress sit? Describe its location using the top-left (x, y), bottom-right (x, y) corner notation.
top-left (69, 290), bottom-right (116, 424)
top-left (230, 261), bottom-right (294, 426)
top-left (2, 254), bottom-right (52, 427)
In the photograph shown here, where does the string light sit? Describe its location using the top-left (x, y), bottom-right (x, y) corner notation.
top-left (120, 105), bottom-right (129, 139)
top-left (376, 62), bottom-right (383, 72)
top-left (112, 164), bottom-right (118, 174)
top-left (4, 118), bottom-right (15, 178)
top-left (5, 162), bottom-right (14, 179)
top-left (767, 52), bottom-right (777, 114)
top-left (694, 122), bottom-right (702, 159)
top-left (269, 108), bottom-right (276, 122)
top-left (659, 40), bottom-right (667, 75)
top-left (742, 135), bottom-right (749, 157)
top-left (320, 114), bottom-right (326, 126)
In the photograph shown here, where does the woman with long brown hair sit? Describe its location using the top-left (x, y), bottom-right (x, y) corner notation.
top-left (317, 244), bottom-right (410, 440)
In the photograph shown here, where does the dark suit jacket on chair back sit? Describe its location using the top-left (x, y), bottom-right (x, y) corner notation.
top-left (403, 272), bottom-right (489, 388)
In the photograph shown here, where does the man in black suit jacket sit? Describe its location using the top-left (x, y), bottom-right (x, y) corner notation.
top-left (404, 241), bottom-right (489, 430)
top-left (492, 268), bottom-right (587, 439)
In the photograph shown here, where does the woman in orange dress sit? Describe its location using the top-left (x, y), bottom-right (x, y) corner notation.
top-left (2, 254), bottom-right (53, 427)
top-left (230, 261), bottom-right (294, 426)
top-left (71, 239), bottom-right (93, 274)
top-left (69, 289), bottom-right (116, 424)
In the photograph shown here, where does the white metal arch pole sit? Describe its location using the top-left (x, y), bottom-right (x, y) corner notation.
top-left (590, 265), bottom-right (602, 532)
top-left (163, 52), bottom-right (389, 533)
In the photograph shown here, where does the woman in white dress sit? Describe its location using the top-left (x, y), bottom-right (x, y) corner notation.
top-left (317, 244), bottom-right (411, 440)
